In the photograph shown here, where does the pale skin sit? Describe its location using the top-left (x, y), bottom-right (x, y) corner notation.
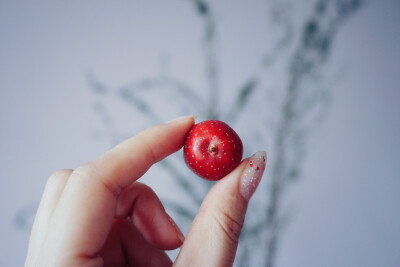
top-left (25, 116), bottom-right (261, 267)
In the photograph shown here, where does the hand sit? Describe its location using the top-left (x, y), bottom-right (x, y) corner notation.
top-left (25, 116), bottom-right (266, 267)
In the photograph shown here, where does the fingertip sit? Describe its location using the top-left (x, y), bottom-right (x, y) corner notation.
top-left (166, 115), bottom-right (197, 125)
top-left (166, 213), bottom-right (185, 245)
top-left (133, 202), bottom-right (184, 250)
top-left (115, 183), bottom-right (184, 250)
top-left (238, 151), bottom-right (266, 201)
top-left (200, 158), bottom-right (248, 209)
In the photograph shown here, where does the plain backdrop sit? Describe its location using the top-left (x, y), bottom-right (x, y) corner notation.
top-left (1, 1), bottom-right (399, 266)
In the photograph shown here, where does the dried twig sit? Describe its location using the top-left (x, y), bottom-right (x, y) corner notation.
top-left (263, 1), bottom-right (364, 266)
top-left (159, 159), bottom-right (204, 206)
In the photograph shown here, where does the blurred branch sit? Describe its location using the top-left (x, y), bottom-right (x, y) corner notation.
top-left (264, 1), bottom-right (364, 266)
top-left (225, 78), bottom-right (258, 124)
top-left (87, 73), bottom-right (109, 94)
top-left (91, 102), bottom-right (127, 146)
top-left (117, 76), bottom-right (206, 113)
top-left (14, 203), bottom-right (38, 231)
top-left (189, 0), bottom-right (220, 119)
top-left (118, 85), bottom-right (163, 124)
top-left (225, 0), bottom-right (294, 124)
top-left (163, 199), bottom-right (196, 222)
top-left (159, 159), bottom-right (204, 206)
top-left (242, 218), bottom-right (267, 239)
top-left (238, 242), bottom-right (250, 267)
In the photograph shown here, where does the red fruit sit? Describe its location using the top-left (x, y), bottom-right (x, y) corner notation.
top-left (183, 120), bottom-right (243, 181)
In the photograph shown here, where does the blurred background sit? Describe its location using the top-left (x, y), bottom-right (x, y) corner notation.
top-left (1, 0), bottom-right (399, 266)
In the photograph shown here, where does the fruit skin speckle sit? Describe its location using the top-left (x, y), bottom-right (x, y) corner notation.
top-left (183, 120), bottom-right (243, 181)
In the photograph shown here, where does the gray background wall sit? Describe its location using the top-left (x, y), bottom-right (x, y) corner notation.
top-left (1, 1), bottom-right (399, 266)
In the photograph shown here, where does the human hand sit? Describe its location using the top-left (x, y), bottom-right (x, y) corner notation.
top-left (25, 116), bottom-right (266, 267)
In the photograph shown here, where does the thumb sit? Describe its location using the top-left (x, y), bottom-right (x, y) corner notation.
top-left (174, 151), bottom-right (267, 267)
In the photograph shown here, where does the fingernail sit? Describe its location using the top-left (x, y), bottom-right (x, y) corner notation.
top-left (239, 151), bottom-right (267, 201)
top-left (167, 214), bottom-right (185, 243)
top-left (166, 115), bottom-right (198, 124)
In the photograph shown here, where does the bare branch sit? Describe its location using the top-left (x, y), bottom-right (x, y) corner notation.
top-left (87, 73), bottom-right (109, 94)
top-left (237, 241), bottom-right (250, 267)
top-left (163, 199), bottom-right (196, 222)
top-left (188, 0), bottom-right (220, 119)
top-left (92, 102), bottom-right (128, 146)
top-left (118, 85), bottom-right (163, 124)
top-left (241, 219), bottom-right (267, 239)
top-left (226, 0), bottom-right (294, 124)
top-left (224, 78), bottom-right (258, 123)
top-left (13, 203), bottom-right (38, 231)
top-left (263, 1), bottom-right (365, 266)
top-left (159, 159), bottom-right (204, 206)
top-left (117, 76), bottom-right (206, 112)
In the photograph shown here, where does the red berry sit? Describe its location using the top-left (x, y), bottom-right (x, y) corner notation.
top-left (183, 120), bottom-right (243, 181)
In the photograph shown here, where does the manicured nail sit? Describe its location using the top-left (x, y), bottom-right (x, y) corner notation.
top-left (239, 151), bottom-right (267, 201)
top-left (167, 115), bottom-right (198, 124)
top-left (167, 214), bottom-right (185, 243)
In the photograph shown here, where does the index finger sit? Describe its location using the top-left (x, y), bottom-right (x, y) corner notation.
top-left (42, 116), bottom-right (194, 264)
top-left (94, 115), bottom-right (195, 193)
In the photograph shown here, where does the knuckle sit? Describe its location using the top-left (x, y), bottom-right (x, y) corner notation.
top-left (211, 206), bottom-right (244, 244)
top-left (46, 169), bottom-right (72, 187)
top-left (136, 183), bottom-right (157, 202)
top-left (143, 139), bottom-right (158, 163)
top-left (72, 162), bottom-right (96, 178)
top-left (72, 162), bottom-right (122, 198)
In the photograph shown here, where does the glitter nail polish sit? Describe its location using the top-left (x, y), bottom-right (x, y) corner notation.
top-left (239, 151), bottom-right (267, 201)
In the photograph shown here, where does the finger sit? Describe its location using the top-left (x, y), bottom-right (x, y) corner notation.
top-left (25, 169), bottom-right (72, 266)
top-left (100, 219), bottom-right (172, 267)
top-left (107, 219), bottom-right (172, 267)
top-left (174, 151), bottom-right (267, 267)
top-left (116, 182), bottom-right (184, 250)
top-left (122, 221), bottom-right (172, 267)
top-left (40, 116), bottom-right (194, 264)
